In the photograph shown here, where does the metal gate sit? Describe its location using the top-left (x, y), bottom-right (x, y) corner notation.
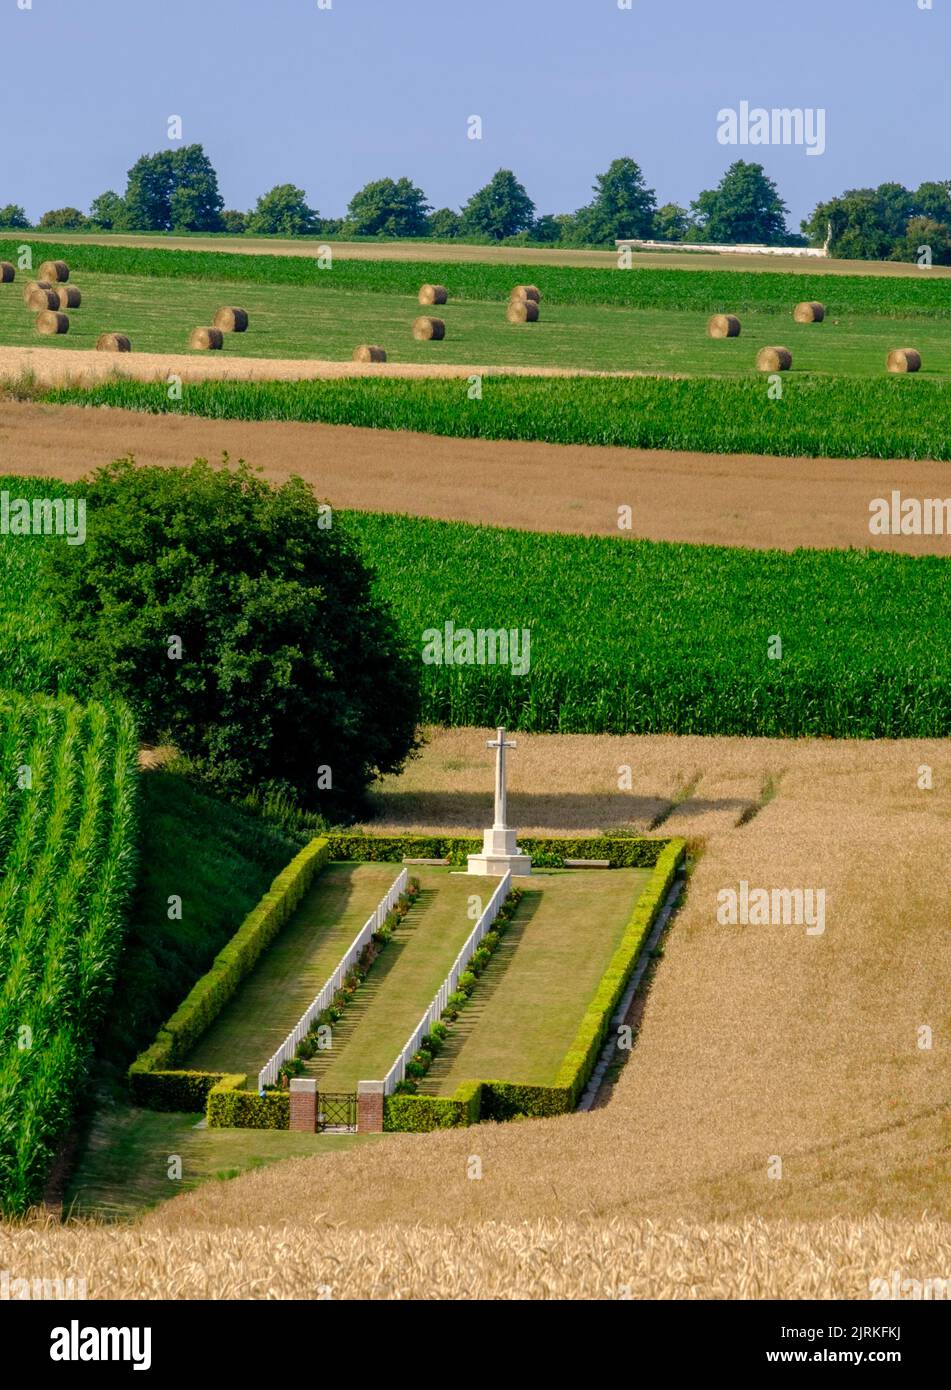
top-left (317, 1092), bottom-right (357, 1132)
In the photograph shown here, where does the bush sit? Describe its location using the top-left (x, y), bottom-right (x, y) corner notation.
top-left (325, 834), bottom-right (669, 868)
top-left (128, 1068), bottom-right (223, 1112)
top-left (41, 457), bottom-right (420, 809)
top-left (384, 1082), bottom-right (482, 1131)
top-left (207, 1075), bottom-right (289, 1129)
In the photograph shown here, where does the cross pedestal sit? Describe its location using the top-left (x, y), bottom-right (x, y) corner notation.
top-left (467, 727), bottom-right (532, 876)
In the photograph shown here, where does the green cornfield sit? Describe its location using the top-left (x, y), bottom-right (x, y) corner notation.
top-left (9, 236), bottom-right (951, 317)
top-left (346, 512), bottom-right (951, 738)
top-left (0, 691), bottom-right (138, 1214)
top-left (45, 373), bottom-right (951, 460)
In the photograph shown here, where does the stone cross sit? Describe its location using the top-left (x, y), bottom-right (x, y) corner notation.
top-left (487, 726), bottom-right (516, 829)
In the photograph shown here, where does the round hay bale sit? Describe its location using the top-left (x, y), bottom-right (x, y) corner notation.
top-left (23, 280), bottom-right (55, 305)
top-left (26, 286), bottom-right (60, 311)
top-left (189, 326), bottom-right (224, 350)
top-left (887, 347), bottom-right (921, 374)
top-left (55, 285), bottom-right (81, 310)
top-left (418, 284), bottom-right (448, 306)
top-left (756, 346), bottom-right (793, 372)
top-left (352, 344), bottom-right (387, 362)
top-left (0, 262), bottom-right (14, 283)
top-left (38, 260), bottom-right (69, 283)
top-left (510, 284), bottom-right (541, 303)
top-left (213, 306), bottom-right (249, 333)
top-left (793, 301), bottom-right (825, 323)
top-left (413, 316), bottom-right (445, 341)
top-left (507, 299), bottom-right (539, 324)
top-left (96, 332), bottom-right (132, 353)
top-left (35, 310), bottom-right (69, 336)
top-left (708, 313), bottom-right (741, 338)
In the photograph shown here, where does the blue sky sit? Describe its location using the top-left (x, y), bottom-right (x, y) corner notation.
top-left (1, 0), bottom-right (947, 228)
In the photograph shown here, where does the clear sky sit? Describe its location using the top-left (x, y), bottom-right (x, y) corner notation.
top-left (1, 0), bottom-right (947, 229)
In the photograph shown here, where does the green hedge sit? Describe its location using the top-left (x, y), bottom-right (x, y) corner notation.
top-left (384, 1080), bottom-right (483, 1132)
top-left (206, 1074), bottom-right (290, 1129)
top-left (552, 838), bottom-right (685, 1105)
top-left (128, 837), bottom-right (330, 1107)
top-left (129, 1068), bottom-right (225, 1112)
top-left (479, 1081), bottom-right (573, 1121)
top-left (328, 834), bottom-right (669, 869)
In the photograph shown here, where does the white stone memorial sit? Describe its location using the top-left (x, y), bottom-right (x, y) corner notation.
top-left (467, 727), bottom-right (532, 876)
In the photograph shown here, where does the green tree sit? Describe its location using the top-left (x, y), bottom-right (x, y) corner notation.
top-left (221, 209), bottom-right (249, 234)
top-left (428, 207), bottom-right (462, 239)
top-left (461, 169), bottom-right (535, 240)
top-left (0, 204), bottom-right (29, 229)
top-left (802, 185), bottom-right (912, 259)
top-left (345, 177), bottom-right (431, 237)
top-left (41, 458), bottom-right (420, 810)
top-left (913, 181), bottom-right (951, 226)
top-left (653, 203), bottom-right (692, 241)
top-left (530, 213), bottom-right (562, 243)
top-left (121, 144), bottom-right (223, 232)
top-left (894, 216), bottom-right (951, 266)
top-left (38, 207), bottom-right (89, 230)
top-left (572, 157), bottom-right (657, 246)
top-left (89, 191), bottom-right (125, 229)
top-left (691, 161), bottom-right (789, 245)
top-left (246, 184), bottom-right (321, 236)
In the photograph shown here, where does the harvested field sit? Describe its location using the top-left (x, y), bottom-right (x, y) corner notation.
top-left (2, 400), bottom-right (951, 556)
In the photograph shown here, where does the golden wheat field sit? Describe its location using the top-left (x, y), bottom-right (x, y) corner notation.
top-left (2, 730), bottom-right (948, 1299)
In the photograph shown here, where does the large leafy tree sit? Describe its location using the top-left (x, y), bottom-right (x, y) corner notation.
top-left (247, 184), bottom-right (320, 236)
top-left (803, 184), bottom-right (913, 259)
top-left (0, 204), bottom-right (29, 229)
top-left (428, 206), bottom-right (462, 239)
top-left (89, 190), bottom-right (125, 229)
top-left (345, 177), bottom-right (431, 237)
top-left (691, 160), bottom-right (789, 245)
top-left (38, 207), bottom-right (89, 230)
top-left (41, 458), bottom-right (420, 810)
top-left (913, 181), bottom-right (951, 226)
top-left (121, 144), bottom-right (224, 232)
top-left (572, 157), bottom-right (657, 245)
top-left (460, 169), bottom-right (535, 240)
top-left (653, 203), bottom-right (692, 241)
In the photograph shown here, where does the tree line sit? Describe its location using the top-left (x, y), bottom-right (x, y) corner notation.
top-left (2, 145), bottom-right (950, 262)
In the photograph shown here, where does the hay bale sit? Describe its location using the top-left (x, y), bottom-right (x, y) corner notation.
top-left (55, 285), bottom-right (81, 310)
top-left (413, 316), bottom-right (445, 341)
top-left (38, 260), bottom-right (69, 283)
top-left (96, 333), bottom-right (132, 353)
top-left (0, 262), bottom-right (14, 283)
top-left (352, 344), bottom-right (387, 362)
top-left (507, 299), bottom-right (539, 324)
top-left (887, 347), bottom-right (921, 374)
top-left (708, 313), bottom-right (741, 338)
top-left (756, 346), bottom-right (792, 372)
top-left (35, 310), bottom-right (69, 336)
top-left (510, 284), bottom-right (541, 303)
top-left (189, 327), bottom-right (224, 350)
top-left (793, 301), bottom-right (825, 323)
top-left (418, 284), bottom-right (448, 306)
top-left (26, 286), bottom-right (60, 311)
top-left (213, 306), bottom-right (249, 333)
top-left (23, 280), bottom-right (55, 305)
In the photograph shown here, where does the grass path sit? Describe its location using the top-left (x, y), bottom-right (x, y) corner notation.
top-left (306, 868), bottom-right (478, 1090)
top-left (423, 870), bottom-right (650, 1093)
top-left (184, 862), bottom-right (400, 1081)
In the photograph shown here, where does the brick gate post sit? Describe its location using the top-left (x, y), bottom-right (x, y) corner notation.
top-left (357, 1080), bottom-right (385, 1133)
top-left (289, 1078), bottom-right (317, 1132)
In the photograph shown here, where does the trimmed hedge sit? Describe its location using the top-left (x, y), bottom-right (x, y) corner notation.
top-left (479, 1081), bottom-right (573, 1121)
top-left (328, 834), bottom-right (669, 869)
top-left (207, 1074), bottom-right (290, 1129)
top-left (129, 1067), bottom-right (225, 1113)
top-left (384, 1080), bottom-right (483, 1132)
top-left (129, 837), bottom-right (330, 1109)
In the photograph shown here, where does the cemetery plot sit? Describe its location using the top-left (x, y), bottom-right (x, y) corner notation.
top-left (183, 861), bottom-right (400, 1082)
top-left (420, 869), bottom-right (652, 1095)
top-left (304, 868), bottom-right (478, 1091)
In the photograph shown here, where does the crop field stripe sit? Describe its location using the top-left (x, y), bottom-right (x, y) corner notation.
top-left (43, 374), bottom-right (951, 461)
top-left (8, 238), bottom-right (951, 317)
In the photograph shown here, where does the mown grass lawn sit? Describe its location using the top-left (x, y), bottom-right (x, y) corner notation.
top-left (422, 869), bottom-right (651, 1093)
top-left (184, 862), bottom-right (403, 1082)
top-left (5, 269), bottom-right (951, 377)
top-left (306, 868), bottom-right (477, 1090)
